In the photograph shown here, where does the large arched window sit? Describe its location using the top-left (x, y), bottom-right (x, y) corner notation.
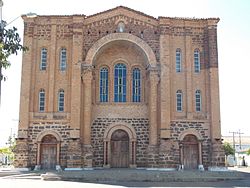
top-left (40, 48), bottom-right (47, 71)
top-left (58, 89), bottom-right (64, 112)
top-left (195, 90), bottom-right (201, 112)
top-left (60, 48), bottom-right (67, 71)
top-left (39, 89), bottom-right (45, 112)
top-left (194, 49), bottom-right (200, 73)
top-left (176, 90), bottom-right (183, 112)
top-left (114, 63), bottom-right (126, 102)
top-left (176, 48), bottom-right (181, 73)
top-left (100, 67), bottom-right (109, 102)
top-left (132, 68), bottom-right (141, 102)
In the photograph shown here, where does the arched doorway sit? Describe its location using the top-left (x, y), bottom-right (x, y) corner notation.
top-left (40, 134), bottom-right (57, 169)
top-left (103, 123), bottom-right (137, 168)
top-left (111, 129), bottom-right (129, 168)
top-left (183, 134), bottom-right (199, 169)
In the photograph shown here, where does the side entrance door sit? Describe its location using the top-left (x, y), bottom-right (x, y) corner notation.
top-left (40, 134), bottom-right (57, 169)
top-left (111, 129), bottom-right (129, 168)
top-left (183, 134), bottom-right (199, 170)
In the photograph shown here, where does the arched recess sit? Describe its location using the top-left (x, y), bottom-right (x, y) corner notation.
top-left (35, 130), bottom-right (62, 169)
top-left (179, 130), bottom-right (204, 170)
top-left (84, 33), bottom-right (157, 68)
top-left (103, 123), bottom-right (137, 168)
top-left (179, 129), bottom-right (202, 141)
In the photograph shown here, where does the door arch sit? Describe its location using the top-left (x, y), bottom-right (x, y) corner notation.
top-left (111, 129), bottom-right (129, 168)
top-left (40, 134), bottom-right (57, 169)
top-left (183, 134), bottom-right (199, 170)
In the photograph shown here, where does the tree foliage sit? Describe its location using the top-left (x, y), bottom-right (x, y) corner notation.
top-left (0, 20), bottom-right (28, 81)
top-left (247, 148), bottom-right (250, 156)
top-left (223, 142), bottom-right (235, 156)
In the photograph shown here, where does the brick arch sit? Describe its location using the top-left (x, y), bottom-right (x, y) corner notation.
top-left (179, 129), bottom-right (203, 141)
top-left (103, 122), bottom-right (137, 141)
top-left (36, 130), bottom-right (62, 142)
top-left (85, 33), bottom-right (157, 67)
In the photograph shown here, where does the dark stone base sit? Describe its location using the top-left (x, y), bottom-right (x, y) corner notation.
top-left (66, 139), bottom-right (82, 168)
top-left (147, 145), bottom-right (159, 168)
top-left (82, 144), bottom-right (93, 167)
top-left (211, 139), bottom-right (225, 167)
top-left (13, 138), bottom-right (30, 168)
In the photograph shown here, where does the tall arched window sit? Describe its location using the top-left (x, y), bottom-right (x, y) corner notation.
top-left (194, 49), bottom-right (200, 73)
top-left (114, 63), bottom-right (126, 102)
top-left (195, 90), bottom-right (201, 112)
top-left (100, 67), bottom-right (109, 102)
top-left (60, 48), bottom-right (67, 71)
top-left (39, 89), bottom-right (45, 112)
top-left (40, 48), bottom-right (47, 71)
top-left (176, 48), bottom-right (181, 73)
top-left (58, 89), bottom-right (64, 112)
top-left (132, 68), bottom-right (141, 102)
top-left (176, 90), bottom-right (182, 112)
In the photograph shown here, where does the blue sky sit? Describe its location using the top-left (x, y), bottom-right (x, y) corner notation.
top-left (0, 0), bottom-right (250, 147)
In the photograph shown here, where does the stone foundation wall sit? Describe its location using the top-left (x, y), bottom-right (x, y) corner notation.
top-left (27, 123), bottom-right (71, 168)
top-left (169, 121), bottom-right (211, 169)
top-left (91, 118), bottom-right (149, 167)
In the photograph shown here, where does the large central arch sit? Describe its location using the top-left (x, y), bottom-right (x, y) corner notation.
top-left (84, 33), bottom-right (157, 67)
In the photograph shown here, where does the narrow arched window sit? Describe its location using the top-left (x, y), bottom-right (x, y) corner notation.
top-left (176, 48), bottom-right (181, 73)
top-left (114, 63), bottom-right (126, 102)
top-left (195, 90), bottom-right (201, 112)
top-left (194, 49), bottom-right (200, 73)
top-left (40, 48), bottom-right (47, 71)
top-left (60, 48), bottom-right (67, 71)
top-left (39, 89), bottom-right (45, 112)
top-left (100, 67), bottom-right (109, 102)
top-left (132, 68), bottom-right (141, 102)
top-left (176, 90), bottom-right (182, 112)
top-left (58, 89), bottom-right (64, 112)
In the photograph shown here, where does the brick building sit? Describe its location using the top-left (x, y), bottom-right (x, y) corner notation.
top-left (14, 6), bottom-right (225, 170)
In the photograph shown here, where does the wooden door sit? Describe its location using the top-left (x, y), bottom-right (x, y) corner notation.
top-left (40, 135), bottom-right (57, 170)
top-left (183, 134), bottom-right (198, 170)
top-left (111, 130), bottom-right (129, 168)
top-left (41, 144), bottom-right (57, 169)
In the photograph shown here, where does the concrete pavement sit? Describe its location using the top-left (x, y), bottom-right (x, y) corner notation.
top-left (1, 167), bottom-right (250, 182)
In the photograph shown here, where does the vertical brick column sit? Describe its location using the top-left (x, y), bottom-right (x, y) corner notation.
top-left (208, 20), bottom-right (225, 166)
top-left (70, 17), bottom-right (83, 134)
top-left (48, 24), bottom-right (57, 112)
top-left (148, 68), bottom-right (159, 146)
top-left (147, 67), bottom-right (159, 167)
top-left (18, 17), bottom-right (35, 137)
top-left (67, 18), bottom-right (84, 168)
top-left (208, 24), bottom-right (221, 140)
top-left (185, 35), bottom-right (193, 119)
top-left (82, 64), bottom-right (93, 167)
top-left (159, 34), bottom-right (171, 138)
top-left (14, 17), bottom-right (35, 168)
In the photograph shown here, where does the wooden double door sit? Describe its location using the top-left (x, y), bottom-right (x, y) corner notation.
top-left (183, 134), bottom-right (199, 169)
top-left (40, 135), bottom-right (57, 169)
top-left (110, 129), bottom-right (129, 168)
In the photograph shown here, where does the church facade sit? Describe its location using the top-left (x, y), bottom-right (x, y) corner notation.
top-left (15, 6), bottom-right (225, 170)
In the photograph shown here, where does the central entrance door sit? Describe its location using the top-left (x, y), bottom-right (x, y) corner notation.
top-left (183, 134), bottom-right (199, 170)
top-left (40, 135), bottom-right (57, 169)
top-left (111, 129), bottom-right (129, 168)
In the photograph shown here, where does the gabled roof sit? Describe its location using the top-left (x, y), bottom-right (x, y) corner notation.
top-left (84, 6), bottom-right (158, 25)
top-left (87, 6), bottom-right (157, 20)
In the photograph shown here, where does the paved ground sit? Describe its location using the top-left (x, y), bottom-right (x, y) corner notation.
top-left (0, 166), bottom-right (250, 187)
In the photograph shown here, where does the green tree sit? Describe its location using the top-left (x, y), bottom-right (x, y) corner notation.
top-left (223, 142), bottom-right (235, 156)
top-left (0, 20), bottom-right (28, 103)
top-left (0, 134), bottom-right (16, 165)
top-left (247, 148), bottom-right (250, 156)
